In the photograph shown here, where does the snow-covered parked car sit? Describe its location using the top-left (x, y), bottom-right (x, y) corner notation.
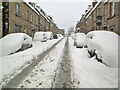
top-left (45, 31), bottom-right (53, 40)
top-left (74, 33), bottom-right (86, 48)
top-left (34, 32), bottom-right (47, 42)
top-left (87, 31), bottom-right (119, 68)
top-left (57, 34), bottom-right (60, 38)
top-left (57, 34), bottom-right (64, 39)
top-left (71, 33), bottom-right (76, 39)
top-left (0, 33), bottom-right (32, 56)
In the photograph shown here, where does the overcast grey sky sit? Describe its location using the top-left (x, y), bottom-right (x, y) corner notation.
top-left (26, 0), bottom-right (92, 33)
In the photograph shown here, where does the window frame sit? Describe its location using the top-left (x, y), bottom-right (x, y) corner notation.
top-left (110, 2), bottom-right (115, 18)
top-left (16, 3), bottom-right (20, 16)
top-left (98, 8), bottom-right (101, 15)
top-left (14, 24), bottom-right (21, 33)
top-left (26, 10), bottom-right (29, 21)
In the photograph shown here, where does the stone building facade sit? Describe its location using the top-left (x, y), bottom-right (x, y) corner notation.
top-left (105, 2), bottom-right (120, 34)
top-left (2, 2), bottom-right (39, 37)
top-left (58, 29), bottom-right (64, 35)
top-left (53, 24), bottom-right (59, 34)
top-left (118, 1), bottom-right (120, 35)
top-left (1, 0), bottom-right (61, 38)
top-left (0, 0), bottom-right (2, 38)
top-left (45, 18), bottom-right (50, 31)
top-left (76, 0), bottom-right (120, 35)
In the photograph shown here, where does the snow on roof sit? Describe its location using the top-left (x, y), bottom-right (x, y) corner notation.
top-left (104, 0), bottom-right (108, 3)
top-left (47, 16), bottom-right (54, 23)
top-left (24, 1), bottom-right (39, 15)
top-left (23, 1), bottom-right (50, 23)
top-left (35, 7), bottom-right (50, 22)
top-left (23, 0), bottom-right (56, 26)
top-left (86, 2), bottom-right (101, 19)
top-left (83, 8), bottom-right (92, 18)
top-left (79, 7), bottom-right (92, 21)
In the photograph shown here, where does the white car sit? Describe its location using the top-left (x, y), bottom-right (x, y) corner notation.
top-left (57, 34), bottom-right (64, 39)
top-left (57, 34), bottom-right (60, 38)
top-left (74, 33), bottom-right (86, 48)
top-left (45, 31), bottom-right (53, 40)
top-left (71, 33), bottom-right (76, 39)
top-left (0, 33), bottom-right (32, 56)
top-left (87, 31), bottom-right (119, 68)
top-left (34, 32), bottom-right (47, 42)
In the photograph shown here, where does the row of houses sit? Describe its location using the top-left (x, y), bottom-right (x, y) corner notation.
top-left (76, 0), bottom-right (120, 35)
top-left (0, 0), bottom-right (64, 38)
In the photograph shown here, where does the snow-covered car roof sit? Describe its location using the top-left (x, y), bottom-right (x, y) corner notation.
top-left (45, 31), bottom-right (53, 33)
top-left (76, 33), bottom-right (85, 35)
top-left (34, 32), bottom-right (45, 34)
top-left (0, 33), bottom-right (32, 56)
top-left (87, 31), bottom-right (119, 67)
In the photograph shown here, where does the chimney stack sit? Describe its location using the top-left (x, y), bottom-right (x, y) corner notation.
top-left (88, 5), bottom-right (92, 9)
top-left (29, 2), bottom-right (36, 9)
top-left (92, 0), bottom-right (98, 8)
top-left (85, 10), bottom-right (88, 13)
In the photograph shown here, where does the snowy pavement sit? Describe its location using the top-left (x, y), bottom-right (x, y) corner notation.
top-left (18, 38), bottom-right (67, 88)
top-left (69, 37), bottom-right (118, 88)
top-left (0, 38), bottom-right (62, 88)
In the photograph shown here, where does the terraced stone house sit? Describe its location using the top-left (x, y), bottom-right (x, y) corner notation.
top-left (76, 0), bottom-right (120, 35)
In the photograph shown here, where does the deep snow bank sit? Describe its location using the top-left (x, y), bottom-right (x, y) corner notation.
top-left (69, 37), bottom-right (118, 88)
top-left (0, 33), bottom-right (32, 56)
top-left (87, 31), bottom-right (119, 68)
top-left (0, 38), bottom-right (61, 87)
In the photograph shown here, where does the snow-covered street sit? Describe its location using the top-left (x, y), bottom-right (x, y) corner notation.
top-left (0, 38), bottom-right (62, 88)
top-left (52, 37), bottom-right (73, 88)
top-left (0, 0), bottom-right (119, 89)
top-left (18, 37), bottom-right (67, 88)
top-left (1, 36), bottom-right (118, 88)
top-left (69, 37), bottom-right (118, 88)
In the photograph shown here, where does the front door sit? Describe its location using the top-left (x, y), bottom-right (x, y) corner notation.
top-left (24, 27), bottom-right (27, 34)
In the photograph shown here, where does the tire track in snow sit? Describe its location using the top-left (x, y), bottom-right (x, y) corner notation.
top-left (2, 38), bottom-right (63, 88)
top-left (17, 38), bottom-right (67, 88)
top-left (52, 37), bottom-right (74, 88)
